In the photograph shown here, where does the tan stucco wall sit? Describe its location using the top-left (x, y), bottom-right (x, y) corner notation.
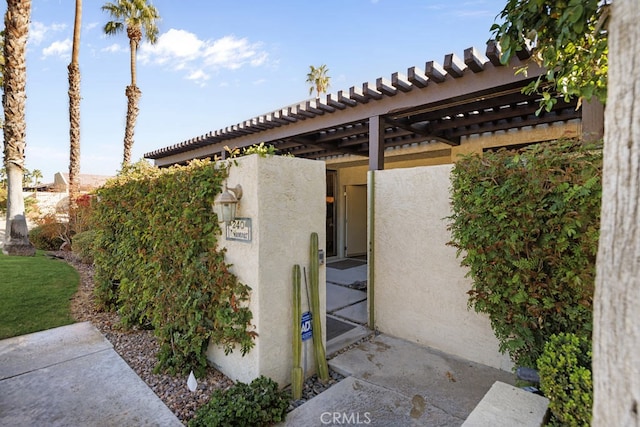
top-left (372, 164), bottom-right (513, 371)
top-left (451, 121), bottom-right (580, 159)
top-left (207, 154), bottom-right (326, 385)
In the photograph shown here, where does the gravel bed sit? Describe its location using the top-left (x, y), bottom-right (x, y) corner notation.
top-left (59, 251), bottom-right (372, 424)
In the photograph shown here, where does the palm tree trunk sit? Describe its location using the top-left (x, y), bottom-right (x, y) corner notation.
top-left (123, 84), bottom-right (141, 165)
top-left (2, 0), bottom-right (35, 256)
top-left (68, 0), bottom-right (82, 226)
top-left (122, 36), bottom-right (140, 165)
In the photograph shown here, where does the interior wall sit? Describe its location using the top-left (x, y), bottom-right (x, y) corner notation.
top-left (333, 166), bottom-right (368, 259)
top-left (372, 164), bottom-right (513, 371)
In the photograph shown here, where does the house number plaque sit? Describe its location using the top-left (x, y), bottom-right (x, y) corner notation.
top-left (225, 218), bottom-right (252, 242)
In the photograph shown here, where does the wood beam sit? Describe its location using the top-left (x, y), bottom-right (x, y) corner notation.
top-left (363, 82), bottom-right (384, 100)
top-left (485, 41), bottom-right (503, 66)
top-left (275, 109), bottom-right (298, 123)
top-left (316, 97), bottom-right (337, 113)
top-left (581, 98), bottom-right (604, 142)
top-left (384, 116), bottom-right (460, 146)
top-left (425, 61), bottom-right (447, 83)
top-left (376, 77), bottom-right (397, 96)
top-left (326, 93), bottom-right (347, 110)
top-left (369, 116), bottom-right (385, 170)
top-left (464, 47), bottom-right (486, 73)
top-left (444, 53), bottom-right (467, 78)
top-left (304, 100), bottom-right (325, 115)
top-left (407, 66), bottom-right (428, 88)
top-left (516, 46), bottom-right (532, 60)
top-left (391, 72), bottom-right (413, 92)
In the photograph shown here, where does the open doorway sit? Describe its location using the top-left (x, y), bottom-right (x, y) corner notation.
top-left (325, 182), bottom-right (370, 352)
top-left (325, 255), bottom-right (369, 352)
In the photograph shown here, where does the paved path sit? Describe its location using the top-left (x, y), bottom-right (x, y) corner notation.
top-left (0, 322), bottom-right (182, 426)
top-left (283, 334), bottom-right (515, 427)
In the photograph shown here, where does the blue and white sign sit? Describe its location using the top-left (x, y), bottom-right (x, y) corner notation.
top-left (301, 311), bottom-right (313, 341)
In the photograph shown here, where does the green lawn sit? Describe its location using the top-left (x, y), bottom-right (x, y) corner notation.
top-left (0, 251), bottom-right (79, 339)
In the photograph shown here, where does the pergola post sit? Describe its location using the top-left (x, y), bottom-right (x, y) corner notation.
top-left (369, 115), bottom-right (385, 171)
top-left (582, 98), bottom-right (605, 142)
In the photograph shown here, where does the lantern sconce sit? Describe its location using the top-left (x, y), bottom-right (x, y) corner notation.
top-left (213, 183), bottom-right (243, 223)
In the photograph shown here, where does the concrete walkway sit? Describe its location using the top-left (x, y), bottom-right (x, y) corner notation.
top-left (0, 256), bottom-right (517, 426)
top-left (0, 322), bottom-right (182, 426)
top-left (325, 260), bottom-right (371, 355)
top-left (284, 334), bottom-right (515, 427)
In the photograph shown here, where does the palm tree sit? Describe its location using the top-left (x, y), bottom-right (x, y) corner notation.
top-left (31, 169), bottom-right (42, 187)
top-left (2, 0), bottom-right (35, 256)
top-left (21, 169), bottom-right (31, 187)
top-left (68, 0), bottom-right (82, 220)
top-left (30, 169), bottom-right (42, 200)
top-left (306, 65), bottom-right (330, 99)
top-left (102, 0), bottom-right (159, 166)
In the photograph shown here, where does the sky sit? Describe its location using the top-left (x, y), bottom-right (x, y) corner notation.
top-left (3, 0), bottom-right (510, 182)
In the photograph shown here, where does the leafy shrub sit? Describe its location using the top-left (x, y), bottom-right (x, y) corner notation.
top-left (24, 193), bottom-right (40, 218)
top-left (225, 142), bottom-right (292, 158)
top-left (69, 193), bottom-right (96, 234)
top-left (71, 229), bottom-right (96, 264)
top-left (91, 159), bottom-right (255, 375)
top-left (0, 187), bottom-right (6, 213)
top-left (448, 139), bottom-right (601, 368)
top-left (28, 222), bottom-right (65, 251)
top-left (188, 376), bottom-right (289, 427)
top-left (538, 333), bottom-right (592, 426)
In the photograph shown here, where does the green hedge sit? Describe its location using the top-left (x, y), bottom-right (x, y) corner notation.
top-left (448, 139), bottom-right (601, 368)
top-left (71, 229), bottom-right (96, 264)
top-left (92, 160), bottom-right (255, 375)
top-left (538, 333), bottom-right (592, 426)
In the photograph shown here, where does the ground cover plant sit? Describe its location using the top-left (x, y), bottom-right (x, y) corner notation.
top-left (0, 251), bottom-right (79, 339)
top-left (188, 376), bottom-right (289, 427)
top-left (448, 139), bottom-right (601, 368)
top-left (91, 159), bottom-right (255, 376)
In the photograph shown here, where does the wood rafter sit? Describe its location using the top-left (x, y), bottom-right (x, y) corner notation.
top-left (145, 41), bottom-right (585, 166)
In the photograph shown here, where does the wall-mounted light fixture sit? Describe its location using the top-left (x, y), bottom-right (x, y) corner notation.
top-left (213, 183), bottom-right (243, 222)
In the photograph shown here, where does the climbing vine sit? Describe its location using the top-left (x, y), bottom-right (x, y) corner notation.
top-left (448, 139), bottom-right (601, 368)
top-left (92, 159), bottom-right (255, 375)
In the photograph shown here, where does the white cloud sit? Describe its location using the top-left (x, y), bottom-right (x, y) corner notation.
top-left (85, 22), bottom-right (100, 31)
top-left (141, 29), bottom-right (203, 62)
top-left (29, 21), bottom-right (67, 46)
top-left (187, 69), bottom-right (210, 87)
top-left (42, 39), bottom-right (72, 60)
top-left (138, 29), bottom-right (269, 86)
top-left (202, 35), bottom-right (266, 69)
top-left (102, 43), bottom-right (126, 53)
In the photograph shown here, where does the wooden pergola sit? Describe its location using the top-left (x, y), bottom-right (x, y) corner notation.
top-left (144, 41), bottom-right (602, 170)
